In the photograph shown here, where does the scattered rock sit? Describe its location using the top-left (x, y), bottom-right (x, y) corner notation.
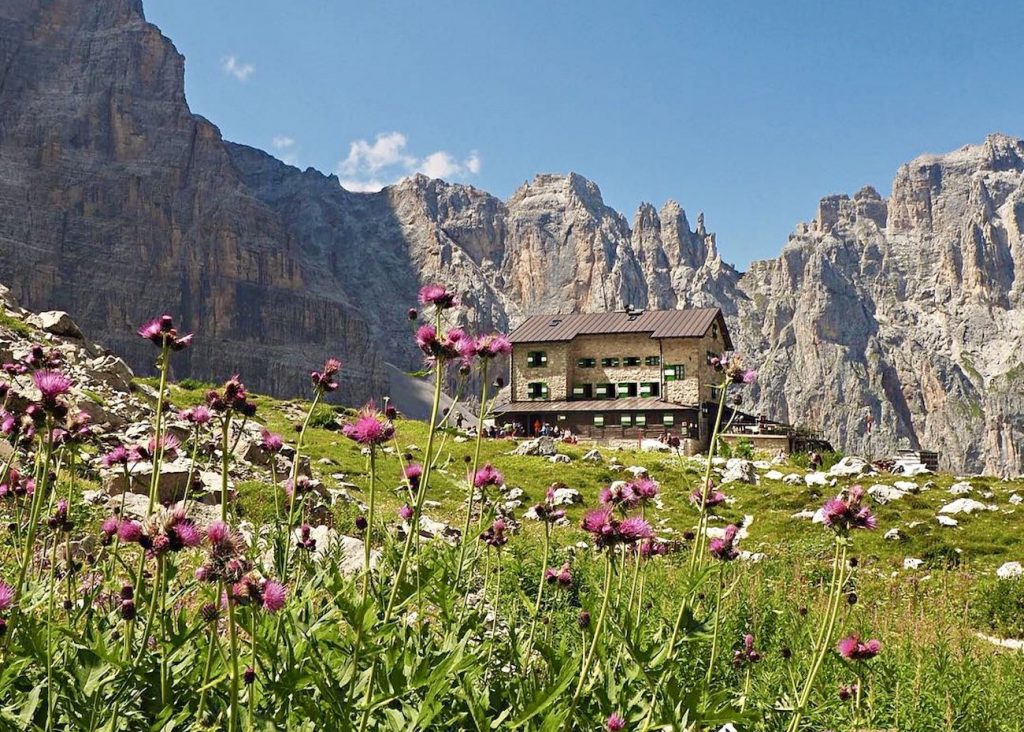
top-left (28, 310), bottom-right (83, 339)
top-left (550, 487), bottom-right (582, 506)
top-left (512, 437), bottom-right (556, 457)
top-left (764, 469), bottom-right (784, 481)
top-left (903, 557), bottom-right (925, 570)
top-left (782, 473), bottom-right (802, 485)
top-left (938, 498), bottom-right (996, 515)
top-left (581, 449), bottom-right (603, 463)
top-left (1010, 494), bottom-right (1023, 505)
top-left (884, 528), bottom-right (902, 541)
top-left (997, 562), bottom-right (1023, 580)
top-left (549, 454), bottom-right (571, 464)
top-left (868, 484), bottom-right (907, 504)
top-left (937, 515), bottom-right (959, 527)
top-left (948, 481), bottom-right (973, 496)
top-left (828, 456), bottom-right (870, 477)
top-left (721, 458), bottom-right (756, 485)
top-left (804, 472), bottom-right (829, 487)
top-left (625, 466), bottom-right (648, 478)
top-left (893, 480), bottom-right (919, 492)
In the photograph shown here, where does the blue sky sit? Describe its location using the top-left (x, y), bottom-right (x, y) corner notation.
top-left (146, 0), bottom-right (1024, 268)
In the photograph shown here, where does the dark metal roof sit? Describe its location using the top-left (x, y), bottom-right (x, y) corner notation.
top-left (493, 398), bottom-right (697, 414)
top-left (508, 308), bottom-right (732, 348)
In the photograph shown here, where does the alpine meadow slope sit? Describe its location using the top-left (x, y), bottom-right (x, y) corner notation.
top-left (1, 0), bottom-right (1023, 473)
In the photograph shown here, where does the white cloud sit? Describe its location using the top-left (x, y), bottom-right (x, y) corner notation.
top-left (271, 136), bottom-right (295, 150)
top-left (337, 131), bottom-right (481, 192)
top-left (221, 55), bottom-right (254, 82)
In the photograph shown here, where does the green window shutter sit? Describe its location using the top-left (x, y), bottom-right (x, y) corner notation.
top-left (636, 414), bottom-right (647, 426)
top-left (620, 414), bottom-right (632, 427)
top-left (639, 383), bottom-right (653, 397)
top-left (663, 413), bottom-right (675, 425)
top-left (594, 414), bottom-right (604, 426)
top-left (572, 385), bottom-right (586, 397)
top-left (540, 383), bottom-right (549, 399)
top-left (617, 383), bottom-right (630, 397)
top-left (664, 367), bottom-right (675, 382)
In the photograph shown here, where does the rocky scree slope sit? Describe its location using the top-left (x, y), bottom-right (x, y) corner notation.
top-left (1, 0), bottom-right (1023, 473)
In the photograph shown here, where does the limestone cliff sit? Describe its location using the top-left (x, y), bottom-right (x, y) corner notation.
top-left (1, 0), bottom-right (1022, 473)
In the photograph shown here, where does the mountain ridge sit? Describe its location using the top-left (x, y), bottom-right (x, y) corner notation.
top-left (1, 0), bottom-right (1022, 473)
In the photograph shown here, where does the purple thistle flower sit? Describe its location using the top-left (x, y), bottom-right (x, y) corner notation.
top-left (311, 358), bottom-right (341, 392)
top-left (342, 403), bottom-right (395, 446)
top-left (599, 482), bottom-right (639, 510)
top-left (33, 370), bottom-right (71, 406)
top-left (618, 516), bottom-right (654, 543)
top-left (733, 633), bottom-right (762, 666)
top-left (118, 520), bottom-right (143, 544)
top-left (173, 522), bottom-right (202, 548)
top-left (137, 315), bottom-right (192, 351)
top-left (481, 519), bottom-right (508, 548)
top-left (690, 487), bottom-right (727, 508)
top-left (0, 581), bottom-right (14, 612)
top-left (473, 463), bottom-right (504, 488)
top-left (708, 524), bottom-right (740, 562)
top-left (261, 581), bottom-right (287, 613)
top-left (101, 445), bottom-right (131, 468)
top-left (821, 486), bottom-right (877, 534)
top-left (101, 516), bottom-right (120, 537)
top-left (259, 428), bottom-right (284, 453)
top-left (836, 634), bottom-right (882, 661)
top-left (147, 433), bottom-right (180, 462)
top-left (398, 504), bottom-right (414, 522)
top-left (474, 333), bottom-right (512, 359)
top-left (606, 713), bottom-right (626, 731)
top-left (417, 284), bottom-right (458, 310)
top-left (639, 539), bottom-right (670, 558)
top-left (630, 477), bottom-right (659, 502)
top-left (838, 683), bottom-right (858, 701)
top-left (180, 406), bottom-right (212, 425)
top-left (404, 463), bottom-right (423, 488)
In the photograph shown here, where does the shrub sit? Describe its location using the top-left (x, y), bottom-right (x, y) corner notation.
top-left (970, 576), bottom-right (1024, 638)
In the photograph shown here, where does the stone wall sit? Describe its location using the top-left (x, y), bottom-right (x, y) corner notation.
top-left (512, 342), bottom-right (569, 401)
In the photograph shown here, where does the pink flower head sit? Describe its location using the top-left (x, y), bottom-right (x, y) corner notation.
top-left (101, 516), bottom-right (120, 537)
top-left (118, 520), bottom-right (143, 544)
top-left (481, 519), bottom-right (508, 548)
top-left (101, 445), bottom-right (131, 468)
top-left (599, 482), bottom-right (638, 510)
top-left (259, 428), bottom-right (284, 453)
top-left (398, 504), bottom-right (414, 522)
top-left (617, 516), bottom-right (654, 543)
top-left (342, 403), bottom-right (395, 446)
top-left (606, 713), bottom-right (626, 731)
top-left (205, 520), bottom-right (230, 547)
top-left (690, 487), bottom-right (727, 508)
top-left (311, 358), bottom-right (341, 393)
top-left (741, 368), bottom-right (758, 384)
top-left (640, 538), bottom-right (670, 558)
top-left (172, 521), bottom-right (202, 549)
top-left (147, 433), bottom-right (180, 462)
top-left (837, 634), bottom-right (881, 661)
top-left (708, 524), bottom-right (740, 562)
top-left (0, 581), bottom-right (14, 612)
top-left (821, 486), bottom-right (877, 533)
top-left (137, 315), bottom-right (192, 351)
top-left (473, 463), bottom-right (504, 489)
top-left (404, 463), bottom-right (423, 488)
top-left (733, 633), bottom-right (762, 666)
top-left (418, 284), bottom-right (458, 310)
top-left (180, 406), bottom-right (212, 425)
top-left (630, 477), bottom-right (659, 502)
top-left (33, 370), bottom-right (71, 406)
top-left (474, 333), bottom-right (512, 359)
top-left (261, 581), bottom-right (287, 613)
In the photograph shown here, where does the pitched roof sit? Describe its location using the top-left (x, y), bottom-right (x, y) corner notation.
top-left (508, 308), bottom-right (732, 348)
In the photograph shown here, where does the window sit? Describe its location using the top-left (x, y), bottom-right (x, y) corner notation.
top-left (645, 355), bottom-right (661, 366)
top-left (601, 357), bottom-right (619, 368)
top-left (664, 364), bottom-right (685, 381)
top-left (527, 382), bottom-right (549, 399)
top-left (711, 323), bottom-right (719, 340)
top-left (620, 413), bottom-right (633, 427)
top-left (663, 413), bottom-right (675, 426)
top-left (639, 382), bottom-right (660, 398)
top-left (577, 357), bottom-right (596, 368)
top-left (571, 383), bottom-right (593, 399)
top-left (635, 414), bottom-right (647, 427)
top-left (617, 382), bottom-right (638, 398)
top-left (706, 350), bottom-right (719, 365)
top-left (623, 356), bottom-right (641, 367)
top-left (594, 383), bottom-right (615, 399)
top-left (593, 414), bottom-right (605, 427)
top-left (710, 385), bottom-right (722, 401)
top-left (526, 351), bottom-right (547, 367)
top-left (557, 414), bottom-right (567, 422)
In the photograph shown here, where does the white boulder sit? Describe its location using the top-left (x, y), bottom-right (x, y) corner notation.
top-left (997, 562), bottom-right (1024, 580)
top-left (938, 498), bottom-right (996, 515)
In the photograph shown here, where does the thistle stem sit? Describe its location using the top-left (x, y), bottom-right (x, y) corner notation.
top-left (455, 360), bottom-right (489, 588)
top-left (570, 554), bottom-right (614, 709)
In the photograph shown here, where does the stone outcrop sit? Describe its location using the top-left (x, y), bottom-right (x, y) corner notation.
top-left (1, 0), bottom-right (1023, 473)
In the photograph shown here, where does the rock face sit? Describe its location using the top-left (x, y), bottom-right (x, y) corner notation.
top-left (1, 0), bottom-right (1023, 474)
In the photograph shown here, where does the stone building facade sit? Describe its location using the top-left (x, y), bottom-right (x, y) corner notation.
top-left (496, 308), bottom-right (732, 444)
